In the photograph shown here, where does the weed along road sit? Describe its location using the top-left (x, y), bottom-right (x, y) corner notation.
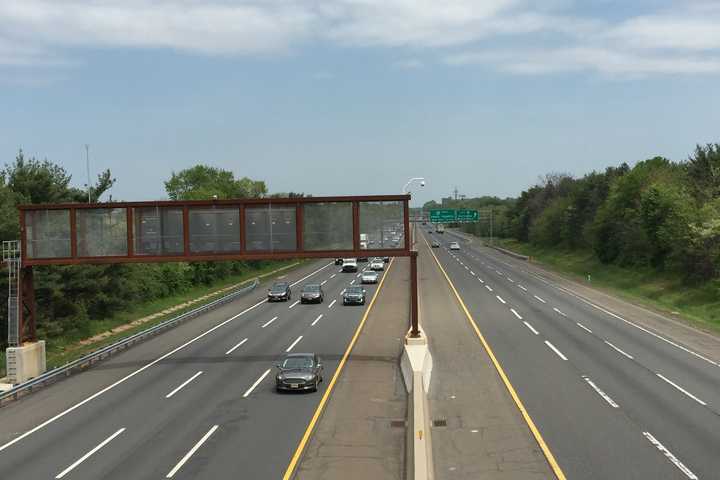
top-left (423, 229), bottom-right (720, 480)
top-left (0, 259), bottom-right (394, 479)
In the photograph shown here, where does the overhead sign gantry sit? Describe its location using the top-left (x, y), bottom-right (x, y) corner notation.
top-left (11, 195), bottom-right (420, 347)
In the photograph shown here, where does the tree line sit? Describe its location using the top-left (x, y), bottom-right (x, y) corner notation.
top-left (0, 154), bottom-right (274, 350)
top-left (427, 143), bottom-right (720, 282)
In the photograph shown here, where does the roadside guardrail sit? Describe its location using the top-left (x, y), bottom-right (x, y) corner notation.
top-left (0, 278), bottom-right (259, 406)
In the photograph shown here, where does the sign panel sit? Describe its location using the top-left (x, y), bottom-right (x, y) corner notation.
top-left (456, 209), bottom-right (479, 222)
top-left (429, 209), bottom-right (456, 223)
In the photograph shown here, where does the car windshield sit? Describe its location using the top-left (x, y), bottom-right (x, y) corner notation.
top-left (281, 356), bottom-right (313, 369)
top-left (271, 283), bottom-right (288, 292)
top-left (302, 285), bottom-right (320, 292)
top-left (347, 286), bottom-right (363, 294)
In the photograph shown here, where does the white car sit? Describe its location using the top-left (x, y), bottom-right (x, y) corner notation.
top-left (342, 258), bottom-right (358, 272)
top-left (449, 242), bottom-right (460, 251)
top-left (370, 260), bottom-right (384, 271)
top-left (361, 271), bottom-right (379, 284)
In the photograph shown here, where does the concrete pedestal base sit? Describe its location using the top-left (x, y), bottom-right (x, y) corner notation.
top-left (6, 341), bottom-right (46, 385)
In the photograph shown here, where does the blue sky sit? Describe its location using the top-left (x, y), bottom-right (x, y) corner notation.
top-left (1, 1), bottom-right (719, 206)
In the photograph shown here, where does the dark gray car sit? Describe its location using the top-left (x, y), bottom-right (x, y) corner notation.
top-left (267, 282), bottom-right (291, 302)
top-left (342, 285), bottom-right (366, 305)
top-left (275, 353), bottom-right (323, 392)
top-left (300, 283), bottom-right (324, 304)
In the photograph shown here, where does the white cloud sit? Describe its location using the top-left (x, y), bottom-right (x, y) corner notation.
top-left (446, 47), bottom-right (720, 76)
top-left (0, 0), bottom-right (719, 78)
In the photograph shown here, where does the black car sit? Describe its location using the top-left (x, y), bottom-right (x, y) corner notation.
top-left (343, 286), bottom-right (366, 305)
top-left (300, 283), bottom-right (324, 304)
top-left (267, 282), bottom-right (291, 302)
top-left (334, 258), bottom-right (343, 265)
top-left (275, 353), bottom-right (323, 392)
top-left (382, 256), bottom-right (390, 263)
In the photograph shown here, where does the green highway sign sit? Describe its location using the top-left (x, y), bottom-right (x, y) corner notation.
top-left (429, 209), bottom-right (456, 223)
top-left (456, 209), bottom-right (479, 222)
top-left (429, 208), bottom-right (479, 223)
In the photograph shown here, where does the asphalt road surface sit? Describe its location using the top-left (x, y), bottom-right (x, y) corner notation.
top-left (423, 229), bottom-right (720, 480)
top-left (0, 259), bottom-right (390, 479)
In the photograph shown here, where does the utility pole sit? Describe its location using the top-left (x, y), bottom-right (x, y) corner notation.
top-left (453, 186), bottom-right (459, 201)
top-left (85, 144), bottom-right (91, 203)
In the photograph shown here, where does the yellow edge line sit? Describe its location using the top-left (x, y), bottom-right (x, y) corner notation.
top-left (424, 236), bottom-right (568, 480)
top-left (282, 258), bottom-right (395, 480)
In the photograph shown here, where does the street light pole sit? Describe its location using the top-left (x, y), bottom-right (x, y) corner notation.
top-left (402, 177), bottom-right (425, 339)
top-left (85, 144), bottom-right (91, 203)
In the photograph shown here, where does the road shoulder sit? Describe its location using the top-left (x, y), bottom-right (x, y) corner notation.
top-left (296, 259), bottom-right (409, 480)
top-left (420, 237), bottom-right (554, 479)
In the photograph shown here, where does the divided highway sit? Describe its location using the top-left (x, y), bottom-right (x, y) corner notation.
top-left (0, 259), bottom-right (390, 479)
top-left (424, 230), bottom-right (720, 480)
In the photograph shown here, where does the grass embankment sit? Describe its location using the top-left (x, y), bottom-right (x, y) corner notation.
top-left (484, 237), bottom-right (720, 334)
top-left (1, 260), bottom-right (302, 379)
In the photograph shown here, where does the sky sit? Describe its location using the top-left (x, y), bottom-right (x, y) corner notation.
top-left (1, 0), bottom-right (720, 207)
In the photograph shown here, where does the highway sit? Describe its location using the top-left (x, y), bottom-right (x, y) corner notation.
top-left (0, 259), bottom-right (390, 479)
top-left (422, 229), bottom-right (720, 480)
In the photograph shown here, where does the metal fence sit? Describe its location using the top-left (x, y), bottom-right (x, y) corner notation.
top-left (0, 277), bottom-right (259, 406)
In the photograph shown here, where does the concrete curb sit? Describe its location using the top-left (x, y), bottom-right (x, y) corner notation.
top-left (401, 328), bottom-right (434, 480)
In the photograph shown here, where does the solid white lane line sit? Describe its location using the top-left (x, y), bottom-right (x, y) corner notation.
top-left (656, 374), bottom-right (707, 406)
top-left (328, 299), bottom-right (337, 309)
top-left (166, 425), bottom-right (219, 478)
top-left (642, 432), bottom-right (698, 480)
top-left (523, 321), bottom-right (539, 335)
top-left (496, 295), bottom-right (506, 304)
top-left (511, 309), bottom-right (523, 320)
top-left (0, 262), bottom-right (340, 455)
top-left (604, 340), bottom-right (634, 360)
top-left (576, 322), bottom-right (593, 334)
top-left (320, 280), bottom-right (327, 286)
top-left (545, 341), bottom-right (568, 361)
top-left (534, 295), bottom-right (547, 304)
top-left (261, 316), bottom-right (278, 328)
top-left (485, 285), bottom-right (493, 292)
top-left (225, 338), bottom-right (248, 355)
top-left (518, 285), bottom-right (527, 291)
top-left (553, 308), bottom-right (567, 317)
top-left (582, 376), bottom-right (619, 408)
top-left (286, 336), bottom-right (303, 352)
top-left (165, 371), bottom-right (203, 399)
top-left (311, 314), bottom-right (323, 326)
top-left (56, 428), bottom-right (126, 479)
top-left (289, 300), bottom-right (300, 309)
top-left (554, 284), bottom-right (720, 367)
top-left (243, 369), bottom-right (272, 398)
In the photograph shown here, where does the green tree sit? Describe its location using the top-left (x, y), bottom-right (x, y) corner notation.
top-left (165, 165), bottom-right (267, 200)
top-left (686, 143), bottom-right (720, 202)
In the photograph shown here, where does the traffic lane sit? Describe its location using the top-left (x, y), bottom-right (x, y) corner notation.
top-left (0, 261), bottom-right (356, 478)
top-left (448, 242), bottom-right (720, 410)
top-left (427, 241), bottom-right (678, 480)
top-left (434, 239), bottom-right (717, 479)
top-left (0, 259), bottom-right (334, 444)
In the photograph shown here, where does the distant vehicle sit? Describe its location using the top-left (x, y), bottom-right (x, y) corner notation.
top-left (422, 221), bottom-right (427, 225)
top-left (334, 258), bottom-right (343, 265)
top-left (449, 242), bottom-right (460, 250)
top-left (300, 284), bottom-right (324, 304)
top-left (275, 353), bottom-right (323, 392)
top-left (428, 230), bottom-right (433, 234)
top-left (382, 256), bottom-right (390, 263)
top-left (343, 286), bottom-right (366, 305)
top-left (361, 271), bottom-right (379, 284)
top-left (268, 282), bottom-right (291, 302)
top-left (370, 259), bottom-right (384, 271)
top-left (358, 256), bottom-right (369, 262)
top-left (431, 240), bottom-right (440, 248)
top-left (436, 225), bottom-right (445, 234)
top-left (342, 258), bottom-right (358, 272)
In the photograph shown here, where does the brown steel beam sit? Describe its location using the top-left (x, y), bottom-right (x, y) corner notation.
top-left (20, 266), bottom-right (36, 343)
top-left (409, 250), bottom-right (419, 338)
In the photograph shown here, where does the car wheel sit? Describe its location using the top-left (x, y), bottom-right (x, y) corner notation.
top-left (311, 380), bottom-right (319, 392)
